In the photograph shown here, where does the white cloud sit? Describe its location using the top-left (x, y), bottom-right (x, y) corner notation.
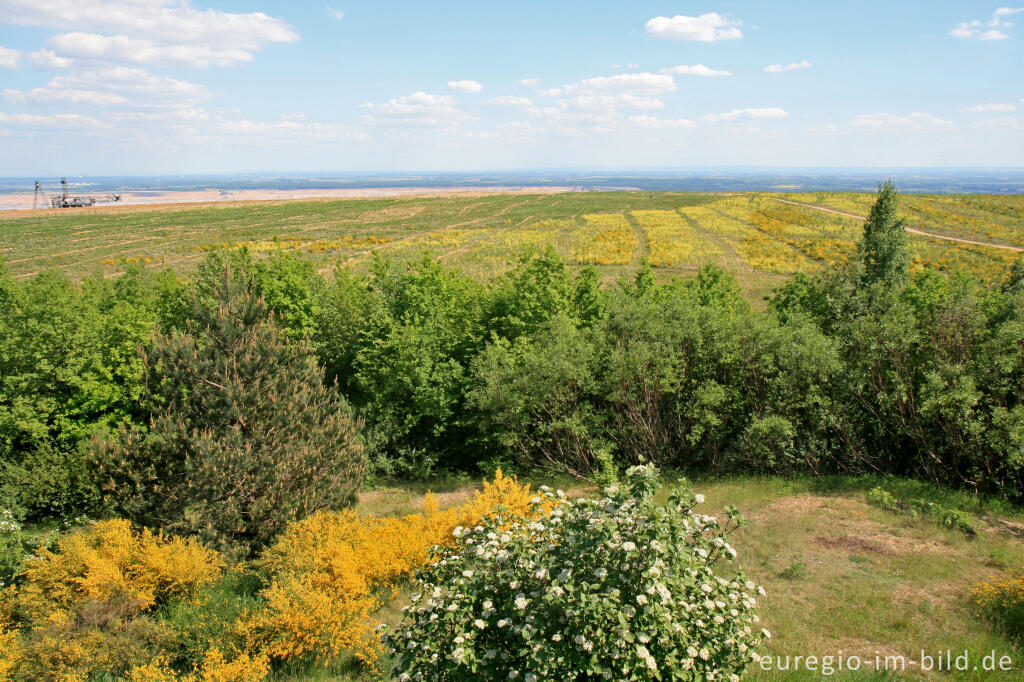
top-left (484, 96), bottom-right (534, 107)
top-left (327, 7), bottom-right (344, 20)
top-left (0, 111), bottom-right (111, 129)
top-left (971, 116), bottom-right (1021, 129)
top-left (965, 102), bottom-right (1016, 112)
top-left (364, 91), bottom-right (471, 126)
top-left (4, 67), bottom-right (210, 112)
top-left (554, 72), bottom-right (677, 97)
top-left (0, 46), bottom-right (21, 68)
top-left (626, 115), bottom-right (697, 129)
top-left (29, 49), bottom-right (73, 69)
top-left (0, 0), bottom-right (297, 68)
top-left (115, 108), bottom-right (209, 122)
top-left (46, 32), bottom-right (263, 68)
top-left (764, 60), bottom-right (812, 73)
top-left (558, 94), bottom-right (664, 112)
top-left (704, 107), bottom-right (788, 123)
top-left (448, 80), bottom-right (483, 93)
top-left (660, 64), bottom-right (731, 77)
top-left (48, 67), bottom-right (208, 103)
top-left (519, 78), bottom-right (540, 86)
top-left (807, 124), bottom-right (839, 134)
top-left (951, 8), bottom-right (1022, 40)
top-left (4, 87), bottom-right (129, 106)
top-left (220, 117), bottom-right (366, 140)
top-left (851, 112), bottom-right (953, 129)
top-left (378, 92), bottom-right (456, 114)
top-left (644, 13), bottom-right (742, 42)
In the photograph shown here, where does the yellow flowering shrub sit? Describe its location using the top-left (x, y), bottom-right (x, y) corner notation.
top-left (128, 648), bottom-right (270, 682)
top-left (0, 474), bottom-right (540, 678)
top-left (244, 470), bottom-right (541, 666)
top-left (0, 624), bottom-right (21, 682)
top-left (5, 520), bottom-right (224, 681)
top-left (972, 568), bottom-right (1024, 641)
top-left (16, 519), bottom-right (223, 623)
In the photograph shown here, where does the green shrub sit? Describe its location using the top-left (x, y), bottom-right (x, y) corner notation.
top-left (0, 509), bottom-right (27, 587)
top-left (93, 269), bottom-right (365, 556)
top-left (591, 445), bottom-right (620, 489)
top-left (384, 465), bottom-right (768, 681)
top-left (867, 487), bottom-right (977, 536)
top-left (0, 442), bottom-right (99, 521)
top-left (867, 486), bottom-right (899, 510)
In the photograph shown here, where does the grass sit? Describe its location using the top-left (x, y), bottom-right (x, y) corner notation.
top-left (299, 471), bottom-right (1024, 681)
top-left (3, 191), bottom-right (1022, 307)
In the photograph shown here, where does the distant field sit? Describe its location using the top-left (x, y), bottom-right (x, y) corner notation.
top-left (2, 191), bottom-right (1022, 303)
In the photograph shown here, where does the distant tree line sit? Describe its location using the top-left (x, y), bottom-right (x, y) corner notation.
top-left (2, 182), bottom-right (1023, 547)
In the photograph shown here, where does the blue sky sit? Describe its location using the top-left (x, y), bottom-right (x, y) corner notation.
top-left (0, 1), bottom-right (1021, 174)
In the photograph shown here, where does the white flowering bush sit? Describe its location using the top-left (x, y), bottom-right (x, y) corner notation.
top-left (0, 509), bottom-right (28, 587)
top-left (383, 465), bottom-right (768, 681)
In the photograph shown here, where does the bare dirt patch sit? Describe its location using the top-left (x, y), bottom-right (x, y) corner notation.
top-left (815, 534), bottom-right (888, 555)
top-left (756, 494), bottom-right (954, 557)
top-left (992, 518), bottom-right (1024, 539)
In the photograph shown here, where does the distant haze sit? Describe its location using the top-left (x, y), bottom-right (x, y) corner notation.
top-left (3, 169), bottom-right (1023, 199)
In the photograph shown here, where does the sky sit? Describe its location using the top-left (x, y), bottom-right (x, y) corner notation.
top-left (0, 1), bottom-right (1022, 175)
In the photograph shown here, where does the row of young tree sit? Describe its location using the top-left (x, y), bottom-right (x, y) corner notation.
top-left (1, 183), bottom-right (1023, 553)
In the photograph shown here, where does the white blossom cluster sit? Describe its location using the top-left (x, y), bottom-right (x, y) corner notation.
top-left (383, 466), bottom-right (767, 681)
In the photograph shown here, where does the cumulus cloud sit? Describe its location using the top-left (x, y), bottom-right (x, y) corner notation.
top-left (3, 67), bottom-right (210, 112)
top-left (29, 49), bottom-right (73, 68)
top-left (764, 60), bottom-right (812, 73)
top-left (3, 87), bottom-right (129, 106)
top-left (951, 8), bottom-right (1022, 40)
top-left (484, 96), bottom-right (534, 107)
top-left (448, 80), bottom-right (483, 93)
top-left (49, 67), bottom-right (208, 102)
top-left (519, 78), bottom-right (540, 86)
top-left (644, 13), bottom-right (742, 42)
top-left (970, 116), bottom-right (1021, 129)
top-left (0, 111), bottom-right (111, 129)
top-left (550, 72), bottom-right (677, 97)
top-left (0, 0), bottom-right (297, 67)
top-left (363, 91), bottom-right (472, 126)
top-left (660, 64), bottom-right (731, 77)
top-left (704, 107), bottom-right (788, 123)
top-left (626, 115), bottom-right (697, 129)
top-left (220, 117), bottom-right (366, 140)
top-left (327, 7), bottom-right (344, 20)
top-left (46, 32), bottom-right (266, 68)
top-left (965, 102), bottom-right (1016, 112)
top-left (851, 112), bottom-right (953, 128)
top-left (0, 46), bottom-right (21, 68)
top-left (557, 94), bottom-right (665, 112)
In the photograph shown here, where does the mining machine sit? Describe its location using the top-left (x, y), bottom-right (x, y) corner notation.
top-left (34, 178), bottom-right (121, 208)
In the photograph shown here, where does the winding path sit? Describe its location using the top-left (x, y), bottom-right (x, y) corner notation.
top-left (770, 197), bottom-right (1024, 253)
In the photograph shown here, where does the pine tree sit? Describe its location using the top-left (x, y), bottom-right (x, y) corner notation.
top-left (858, 180), bottom-right (910, 288)
top-left (93, 267), bottom-right (364, 555)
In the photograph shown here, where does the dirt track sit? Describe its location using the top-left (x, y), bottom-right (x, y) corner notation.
top-left (770, 197), bottom-right (1024, 253)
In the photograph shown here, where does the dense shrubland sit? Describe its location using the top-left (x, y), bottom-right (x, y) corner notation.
top-left (2, 183), bottom-right (1024, 528)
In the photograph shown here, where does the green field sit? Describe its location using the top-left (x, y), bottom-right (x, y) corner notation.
top-left (3, 191), bottom-right (1022, 303)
